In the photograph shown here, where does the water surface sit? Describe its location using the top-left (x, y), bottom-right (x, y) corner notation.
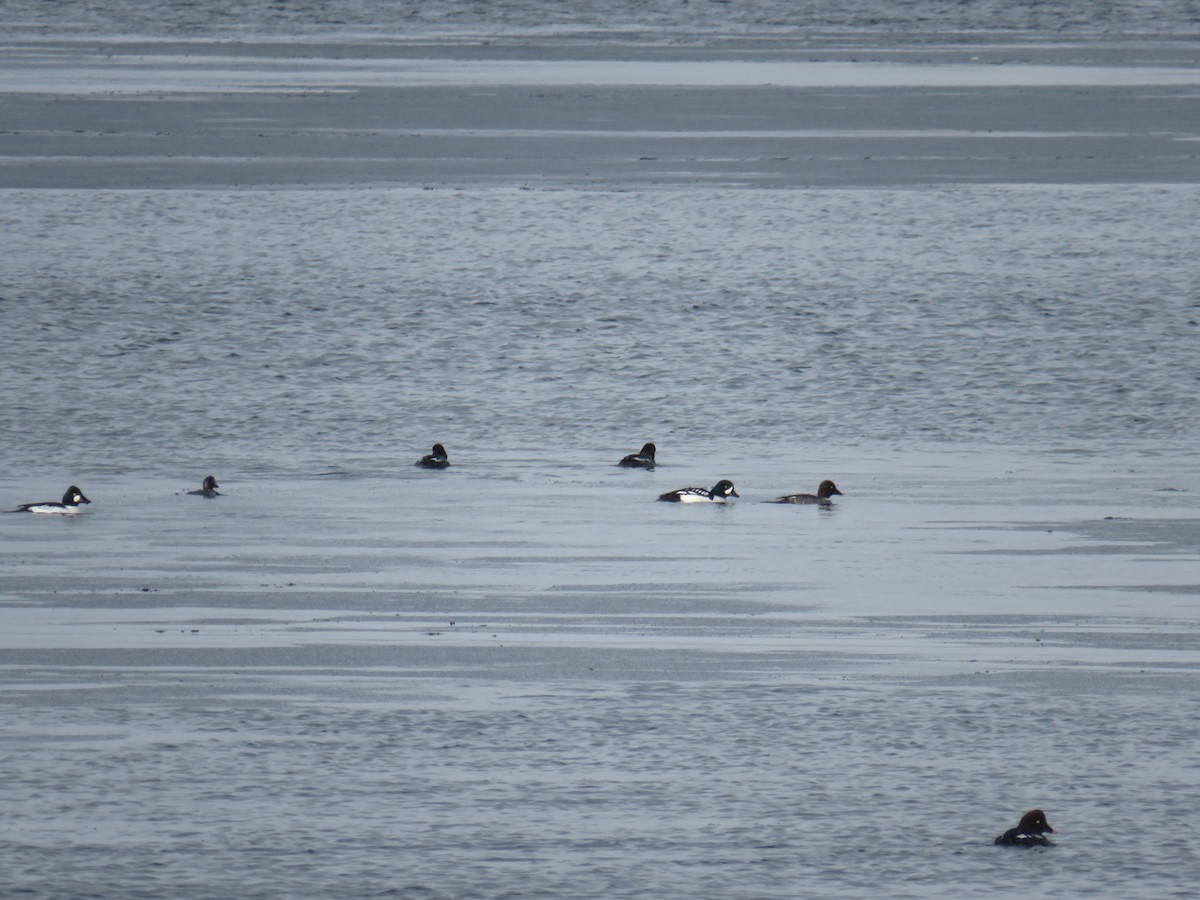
top-left (2, 4), bottom-right (1200, 896)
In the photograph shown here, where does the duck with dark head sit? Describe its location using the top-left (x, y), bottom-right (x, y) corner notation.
top-left (416, 443), bottom-right (450, 469)
top-left (994, 810), bottom-right (1056, 847)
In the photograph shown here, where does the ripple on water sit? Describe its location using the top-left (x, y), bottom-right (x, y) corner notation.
top-left (2, 186), bottom-right (1199, 471)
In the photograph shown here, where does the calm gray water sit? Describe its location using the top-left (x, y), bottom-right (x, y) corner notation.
top-left (3, 2), bottom-right (1200, 897)
top-left (3, 451), bottom-right (1200, 898)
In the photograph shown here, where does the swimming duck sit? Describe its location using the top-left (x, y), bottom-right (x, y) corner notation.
top-left (657, 480), bottom-right (739, 503)
top-left (994, 810), bottom-right (1055, 847)
top-left (618, 442), bottom-right (657, 469)
top-left (11, 486), bottom-right (91, 514)
top-left (416, 443), bottom-right (450, 469)
top-left (767, 479), bottom-right (843, 506)
top-left (187, 475), bottom-right (220, 497)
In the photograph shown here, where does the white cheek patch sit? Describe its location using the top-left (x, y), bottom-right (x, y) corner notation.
top-left (72, 494), bottom-right (82, 503)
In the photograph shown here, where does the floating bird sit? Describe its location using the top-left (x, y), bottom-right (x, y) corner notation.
top-left (11, 486), bottom-right (91, 514)
top-left (767, 479), bottom-right (843, 506)
top-left (187, 475), bottom-right (221, 497)
top-left (416, 443), bottom-right (450, 469)
top-left (618, 442), bottom-right (657, 469)
top-left (994, 810), bottom-right (1056, 847)
top-left (657, 480), bottom-right (739, 503)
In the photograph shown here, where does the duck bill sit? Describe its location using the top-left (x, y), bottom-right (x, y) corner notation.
top-left (730, 489), bottom-right (740, 497)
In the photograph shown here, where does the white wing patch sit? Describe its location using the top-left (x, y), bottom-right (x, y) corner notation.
top-left (29, 504), bottom-right (77, 514)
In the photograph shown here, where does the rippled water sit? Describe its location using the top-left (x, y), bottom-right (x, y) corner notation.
top-left (3, 0), bottom-right (1197, 38)
top-left (3, 185), bottom-right (1198, 475)
top-left (7, 679), bottom-right (1199, 898)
